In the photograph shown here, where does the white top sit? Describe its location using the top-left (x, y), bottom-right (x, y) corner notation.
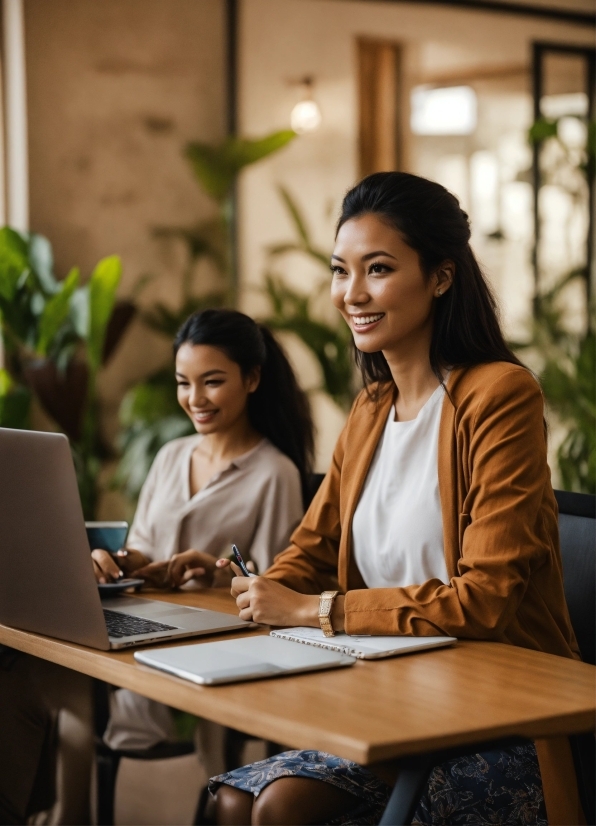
top-left (127, 435), bottom-right (303, 574)
top-left (352, 383), bottom-right (449, 589)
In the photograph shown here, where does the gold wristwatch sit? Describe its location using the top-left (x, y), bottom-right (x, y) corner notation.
top-left (319, 590), bottom-right (339, 637)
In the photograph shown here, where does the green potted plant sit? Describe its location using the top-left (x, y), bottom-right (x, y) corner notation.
top-left (0, 227), bottom-right (131, 516)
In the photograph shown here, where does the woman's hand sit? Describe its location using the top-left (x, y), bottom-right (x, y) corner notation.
top-left (228, 575), bottom-right (308, 627)
top-left (131, 559), bottom-right (170, 588)
top-left (167, 549), bottom-right (218, 589)
top-left (231, 573), bottom-right (346, 630)
top-left (91, 548), bottom-right (149, 584)
top-left (91, 550), bottom-right (122, 584)
top-left (135, 549), bottom-right (222, 590)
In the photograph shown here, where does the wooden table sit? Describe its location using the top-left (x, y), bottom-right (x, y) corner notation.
top-left (0, 588), bottom-right (593, 767)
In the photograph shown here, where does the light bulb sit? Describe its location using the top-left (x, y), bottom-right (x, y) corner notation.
top-left (291, 99), bottom-right (322, 134)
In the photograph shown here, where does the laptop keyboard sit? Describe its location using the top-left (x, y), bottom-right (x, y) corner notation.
top-left (103, 608), bottom-right (180, 639)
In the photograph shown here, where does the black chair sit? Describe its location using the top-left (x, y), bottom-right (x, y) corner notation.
top-left (379, 489), bottom-right (596, 825)
top-left (93, 680), bottom-right (196, 826)
top-left (554, 489), bottom-right (595, 826)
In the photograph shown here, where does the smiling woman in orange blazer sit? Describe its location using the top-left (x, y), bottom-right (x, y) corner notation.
top-left (210, 172), bottom-right (582, 826)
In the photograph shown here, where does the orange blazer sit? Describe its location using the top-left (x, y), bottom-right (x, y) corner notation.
top-left (266, 362), bottom-right (583, 824)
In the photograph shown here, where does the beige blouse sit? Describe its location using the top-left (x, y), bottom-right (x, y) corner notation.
top-left (126, 435), bottom-right (303, 573)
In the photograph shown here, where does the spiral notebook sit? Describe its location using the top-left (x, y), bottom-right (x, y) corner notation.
top-left (270, 627), bottom-right (456, 659)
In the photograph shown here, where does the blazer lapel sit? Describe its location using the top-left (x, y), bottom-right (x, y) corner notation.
top-left (439, 370), bottom-right (464, 579)
top-left (339, 388), bottom-right (394, 590)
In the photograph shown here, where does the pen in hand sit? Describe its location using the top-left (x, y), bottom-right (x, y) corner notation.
top-left (231, 544), bottom-right (257, 577)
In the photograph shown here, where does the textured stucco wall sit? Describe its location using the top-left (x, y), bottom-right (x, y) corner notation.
top-left (25, 0), bottom-right (227, 438)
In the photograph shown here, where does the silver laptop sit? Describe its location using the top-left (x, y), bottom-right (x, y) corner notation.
top-left (0, 427), bottom-right (251, 649)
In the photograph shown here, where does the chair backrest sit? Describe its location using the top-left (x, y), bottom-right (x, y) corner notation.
top-left (555, 493), bottom-right (596, 826)
top-left (554, 490), bottom-right (596, 666)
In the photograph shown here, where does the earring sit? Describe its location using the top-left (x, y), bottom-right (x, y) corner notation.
top-left (436, 290), bottom-right (442, 296)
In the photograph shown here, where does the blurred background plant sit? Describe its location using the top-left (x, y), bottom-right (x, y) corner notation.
top-left (519, 113), bottom-right (596, 493)
top-left (261, 186), bottom-right (357, 412)
top-left (513, 270), bottom-right (595, 494)
top-left (115, 131), bottom-right (296, 503)
top-left (0, 227), bottom-right (131, 516)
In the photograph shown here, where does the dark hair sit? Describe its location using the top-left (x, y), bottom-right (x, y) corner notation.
top-left (337, 172), bottom-right (523, 393)
top-left (174, 309), bottom-right (314, 505)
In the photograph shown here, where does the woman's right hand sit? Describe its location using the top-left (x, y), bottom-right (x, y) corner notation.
top-left (91, 548), bottom-right (148, 584)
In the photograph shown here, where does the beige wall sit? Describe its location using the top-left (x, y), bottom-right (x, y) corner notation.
top-left (237, 0), bottom-right (594, 470)
top-left (25, 0), bottom-right (227, 439)
top-left (22, 0), bottom-right (595, 477)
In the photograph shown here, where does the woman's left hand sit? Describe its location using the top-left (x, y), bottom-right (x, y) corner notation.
top-left (136, 549), bottom-right (221, 589)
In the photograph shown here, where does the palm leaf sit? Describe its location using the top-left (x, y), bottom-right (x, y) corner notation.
top-left (86, 256), bottom-right (122, 372)
top-left (36, 268), bottom-right (80, 356)
top-left (185, 131), bottom-right (295, 202)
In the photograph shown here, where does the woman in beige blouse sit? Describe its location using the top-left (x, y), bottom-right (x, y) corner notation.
top-left (91, 308), bottom-right (314, 761)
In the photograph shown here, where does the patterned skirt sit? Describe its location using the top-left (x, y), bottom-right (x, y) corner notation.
top-left (209, 743), bottom-right (547, 825)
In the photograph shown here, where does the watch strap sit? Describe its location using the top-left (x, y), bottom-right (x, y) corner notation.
top-left (319, 590), bottom-right (339, 637)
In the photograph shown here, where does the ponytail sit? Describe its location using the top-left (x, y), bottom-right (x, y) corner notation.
top-left (249, 325), bottom-right (314, 505)
top-left (174, 309), bottom-right (314, 505)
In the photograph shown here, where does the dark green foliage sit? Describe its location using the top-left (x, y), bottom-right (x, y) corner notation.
top-left (262, 187), bottom-right (357, 411)
top-left (263, 275), bottom-right (355, 410)
top-left (513, 271), bottom-right (595, 494)
top-left (541, 329), bottom-right (595, 494)
top-left (186, 132), bottom-right (296, 203)
top-left (113, 370), bottom-right (194, 502)
top-left (526, 113), bottom-right (595, 493)
top-left (0, 227), bottom-right (126, 516)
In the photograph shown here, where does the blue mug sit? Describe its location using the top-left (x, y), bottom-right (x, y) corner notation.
top-left (85, 521), bottom-right (129, 554)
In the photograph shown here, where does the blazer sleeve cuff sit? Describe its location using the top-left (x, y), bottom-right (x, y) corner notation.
top-left (344, 589), bottom-right (398, 635)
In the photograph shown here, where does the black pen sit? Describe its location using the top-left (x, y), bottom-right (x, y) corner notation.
top-left (231, 544), bottom-right (257, 577)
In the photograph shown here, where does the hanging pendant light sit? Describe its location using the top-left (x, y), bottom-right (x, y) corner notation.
top-left (290, 77), bottom-right (322, 134)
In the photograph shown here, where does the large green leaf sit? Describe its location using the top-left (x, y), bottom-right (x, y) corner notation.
top-left (86, 255), bottom-right (122, 371)
top-left (185, 130), bottom-right (296, 202)
top-left (0, 370), bottom-right (31, 429)
top-left (36, 267), bottom-right (80, 356)
top-left (0, 227), bottom-right (29, 302)
top-left (0, 368), bottom-right (12, 396)
top-left (231, 131), bottom-right (296, 166)
top-left (69, 286), bottom-right (89, 338)
top-left (28, 233), bottom-right (58, 295)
